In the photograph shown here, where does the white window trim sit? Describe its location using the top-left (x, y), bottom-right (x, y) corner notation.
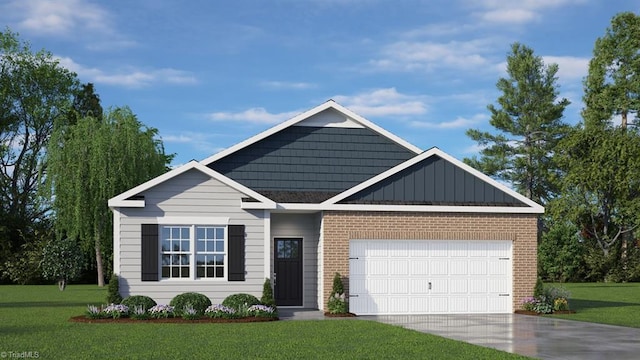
top-left (159, 224), bottom-right (228, 282)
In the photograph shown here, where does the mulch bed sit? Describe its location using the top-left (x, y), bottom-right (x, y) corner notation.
top-left (324, 312), bottom-right (357, 317)
top-left (514, 310), bottom-right (576, 316)
top-left (69, 316), bottom-right (278, 324)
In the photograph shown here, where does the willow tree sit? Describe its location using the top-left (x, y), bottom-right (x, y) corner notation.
top-left (465, 43), bottom-right (570, 206)
top-left (47, 107), bottom-right (171, 286)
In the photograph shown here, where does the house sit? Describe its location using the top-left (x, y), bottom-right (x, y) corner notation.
top-left (108, 100), bottom-right (543, 315)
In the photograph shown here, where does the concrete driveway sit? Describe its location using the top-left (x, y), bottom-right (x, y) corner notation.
top-left (359, 314), bottom-right (640, 359)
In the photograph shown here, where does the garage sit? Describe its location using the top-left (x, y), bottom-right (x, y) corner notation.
top-left (349, 240), bottom-right (512, 315)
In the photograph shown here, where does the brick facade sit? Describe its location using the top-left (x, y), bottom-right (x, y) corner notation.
top-left (322, 211), bottom-right (538, 312)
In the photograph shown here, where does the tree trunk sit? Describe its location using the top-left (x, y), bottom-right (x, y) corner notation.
top-left (58, 278), bottom-right (66, 291)
top-left (95, 236), bottom-right (105, 287)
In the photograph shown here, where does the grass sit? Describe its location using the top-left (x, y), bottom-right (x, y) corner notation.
top-left (0, 285), bottom-right (527, 359)
top-left (548, 282), bottom-right (640, 328)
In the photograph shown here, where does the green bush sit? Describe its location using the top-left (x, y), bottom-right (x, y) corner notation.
top-left (222, 293), bottom-right (260, 311)
top-left (261, 278), bottom-right (276, 307)
top-left (327, 272), bottom-right (347, 314)
top-left (121, 295), bottom-right (156, 310)
top-left (106, 273), bottom-right (122, 304)
top-left (170, 292), bottom-right (211, 315)
top-left (533, 277), bottom-right (544, 298)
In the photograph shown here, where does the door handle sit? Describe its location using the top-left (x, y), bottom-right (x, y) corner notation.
top-left (428, 282), bottom-right (432, 290)
top-left (273, 273), bottom-right (277, 287)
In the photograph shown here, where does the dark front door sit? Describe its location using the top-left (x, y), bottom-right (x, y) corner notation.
top-left (274, 238), bottom-right (303, 306)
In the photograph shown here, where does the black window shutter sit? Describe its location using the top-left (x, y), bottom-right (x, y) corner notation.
top-left (228, 225), bottom-right (245, 281)
top-left (141, 224), bottom-right (159, 281)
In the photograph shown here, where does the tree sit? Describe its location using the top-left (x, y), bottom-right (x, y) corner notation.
top-left (41, 236), bottom-right (84, 290)
top-left (538, 220), bottom-right (585, 282)
top-left (555, 126), bottom-right (640, 279)
top-left (0, 28), bottom-right (78, 276)
top-left (583, 12), bottom-right (640, 129)
top-left (68, 82), bottom-right (103, 125)
top-left (465, 43), bottom-right (570, 205)
top-left (46, 107), bottom-right (172, 286)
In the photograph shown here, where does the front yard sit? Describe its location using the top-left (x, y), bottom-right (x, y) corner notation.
top-left (0, 285), bottom-right (525, 359)
top-left (549, 282), bottom-right (640, 328)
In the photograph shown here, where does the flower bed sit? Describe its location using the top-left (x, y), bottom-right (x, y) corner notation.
top-left (76, 302), bottom-right (278, 323)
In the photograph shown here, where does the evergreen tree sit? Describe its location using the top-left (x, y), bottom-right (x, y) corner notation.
top-left (465, 43), bottom-right (570, 205)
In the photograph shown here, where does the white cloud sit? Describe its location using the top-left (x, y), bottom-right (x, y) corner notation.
top-left (56, 57), bottom-right (197, 88)
top-left (10, 0), bottom-right (110, 36)
top-left (410, 113), bottom-right (487, 129)
top-left (543, 56), bottom-right (590, 82)
top-left (207, 108), bottom-right (301, 125)
top-left (333, 88), bottom-right (428, 117)
top-left (162, 132), bottom-right (224, 157)
top-left (368, 38), bottom-right (499, 74)
top-left (471, 0), bottom-right (587, 25)
top-left (260, 81), bottom-right (317, 90)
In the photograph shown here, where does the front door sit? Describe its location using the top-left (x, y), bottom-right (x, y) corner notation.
top-left (274, 238), bottom-right (303, 306)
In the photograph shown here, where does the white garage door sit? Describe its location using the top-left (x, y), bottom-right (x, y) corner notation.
top-left (349, 240), bottom-right (512, 315)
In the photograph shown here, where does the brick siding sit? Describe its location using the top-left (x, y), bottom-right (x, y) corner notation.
top-left (322, 211), bottom-right (538, 312)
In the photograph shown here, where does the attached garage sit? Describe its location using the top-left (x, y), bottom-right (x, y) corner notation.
top-left (349, 239), bottom-right (513, 315)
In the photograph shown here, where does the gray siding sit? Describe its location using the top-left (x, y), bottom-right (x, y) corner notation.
top-left (116, 169), bottom-right (266, 304)
top-left (271, 213), bottom-right (320, 308)
top-left (208, 125), bottom-right (415, 194)
top-left (341, 155), bottom-right (526, 206)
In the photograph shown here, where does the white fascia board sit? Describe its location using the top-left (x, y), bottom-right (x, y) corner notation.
top-left (241, 202), bottom-right (278, 210)
top-left (108, 160), bottom-right (276, 209)
top-left (322, 147), bottom-right (544, 213)
top-left (200, 100), bottom-right (422, 166)
top-left (277, 203), bottom-right (544, 214)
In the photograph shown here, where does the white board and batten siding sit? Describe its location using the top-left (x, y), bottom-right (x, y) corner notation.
top-left (349, 240), bottom-right (512, 315)
top-left (116, 169), bottom-right (266, 305)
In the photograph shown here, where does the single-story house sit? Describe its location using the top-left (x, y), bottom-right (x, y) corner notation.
top-left (108, 100), bottom-right (543, 315)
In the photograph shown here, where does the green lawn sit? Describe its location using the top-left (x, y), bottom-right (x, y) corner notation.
top-left (549, 282), bottom-right (640, 328)
top-left (0, 285), bottom-right (526, 359)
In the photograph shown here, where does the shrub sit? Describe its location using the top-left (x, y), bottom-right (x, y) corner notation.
top-left (222, 293), bottom-right (260, 311)
top-left (85, 304), bottom-right (104, 319)
top-left (554, 298), bottom-right (569, 311)
top-left (261, 278), bottom-right (276, 307)
top-left (248, 304), bottom-right (278, 318)
top-left (106, 274), bottom-right (122, 304)
top-left (532, 298), bottom-right (554, 314)
top-left (327, 272), bottom-right (347, 314)
top-left (533, 277), bottom-right (544, 298)
top-left (181, 304), bottom-right (200, 320)
top-left (205, 304), bottom-right (237, 319)
top-left (170, 292), bottom-right (211, 316)
top-left (103, 304), bottom-right (129, 318)
top-left (149, 304), bottom-right (175, 318)
top-left (121, 295), bottom-right (157, 311)
top-left (520, 297), bottom-right (536, 311)
top-left (130, 305), bottom-right (150, 320)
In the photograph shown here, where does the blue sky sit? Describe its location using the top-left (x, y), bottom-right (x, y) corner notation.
top-left (1, 0), bottom-right (637, 166)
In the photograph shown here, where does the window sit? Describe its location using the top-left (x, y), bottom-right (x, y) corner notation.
top-left (196, 227), bottom-right (225, 278)
top-left (160, 225), bottom-right (226, 279)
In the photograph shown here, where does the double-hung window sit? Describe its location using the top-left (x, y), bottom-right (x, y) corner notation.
top-left (160, 225), bottom-right (226, 280)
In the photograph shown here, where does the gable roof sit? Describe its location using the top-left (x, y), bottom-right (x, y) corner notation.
top-left (108, 160), bottom-right (276, 209)
top-left (201, 100), bottom-right (422, 165)
top-left (204, 100), bottom-right (421, 200)
top-left (320, 147), bottom-right (544, 213)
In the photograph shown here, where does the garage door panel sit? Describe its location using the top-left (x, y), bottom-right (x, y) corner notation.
top-left (410, 278), bottom-right (430, 293)
top-left (450, 278), bottom-right (468, 294)
top-left (430, 260), bottom-right (448, 275)
top-left (410, 297), bottom-right (429, 313)
top-left (368, 279), bottom-right (388, 294)
top-left (349, 240), bottom-right (512, 315)
top-left (450, 260), bottom-right (468, 275)
top-left (368, 260), bottom-right (388, 275)
top-left (410, 260), bottom-right (429, 275)
top-left (390, 260), bottom-right (408, 276)
top-left (390, 279), bottom-right (408, 294)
